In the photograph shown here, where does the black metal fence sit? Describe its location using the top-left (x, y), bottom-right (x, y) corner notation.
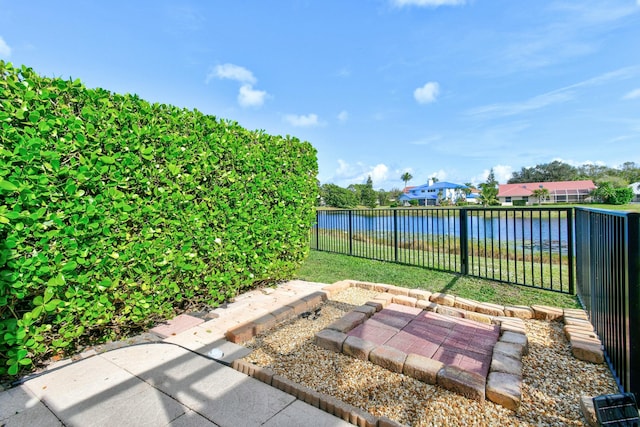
top-left (312, 207), bottom-right (574, 293)
top-left (575, 208), bottom-right (639, 397)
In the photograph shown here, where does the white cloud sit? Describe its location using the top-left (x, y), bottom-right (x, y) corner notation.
top-left (206, 63), bottom-right (270, 108)
top-left (428, 169), bottom-right (447, 181)
top-left (207, 63), bottom-right (256, 85)
top-left (472, 165), bottom-right (513, 185)
top-left (337, 110), bottom-right (349, 122)
top-left (330, 160), bottom-right (391, 188)
top-left (391, 0), bottom-right (465, 7)
top-left (0, 37), bottom-right (11, 58)
top-left (369, 164), bottom-right (390, 184)
top-left (409, 134), bottom-right (443, 145)
top-left (238, 84), bottom-right (267, 107)
top-left (497, 2), bottom-right (639, 73)
top-left (284, 113), bottom-right (320, 127)
top-left (623, 88), bottom-right (640, 100)
top-left (414, 82), bottom-right (440, 104)
top-left (468, 91), bottom-right (573, 118)
top-left (469, 66), bottom-right (640, 119)
top-left (492, 165), bottom-right (513, 184)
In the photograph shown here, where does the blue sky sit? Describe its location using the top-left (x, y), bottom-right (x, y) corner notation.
top-left (1, 1), bottom-right (639, 190)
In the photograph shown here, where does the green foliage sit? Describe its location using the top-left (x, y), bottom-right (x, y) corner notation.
top-left (479, 169), bottom-right (499, 206)
top-left (509, 160), bottom-right (640, 185)
top-left (362, 176), bottom-right (377, 209)
top-left (0, 61), bottom-right (318, 377)
top-left (400, 172), bottom-right (413, 189)
top-left (509, 160), bottom-right (577, 183)
top-left (512, 200), bottom-right (527, 207)
top-left (592, 182), bottom-right (634, 205)
top-left (320, 183), bottom-right (357, 208)
top-left (377, 189), bottom-right (389, 207)
top-left (531, 188), bottom-right (550, 204)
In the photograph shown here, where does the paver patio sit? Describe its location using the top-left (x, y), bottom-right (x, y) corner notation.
top-left (347, 303), bottom-right (500, 379)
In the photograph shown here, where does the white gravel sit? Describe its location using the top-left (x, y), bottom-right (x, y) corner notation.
top-left (243, 287), bottom-right (619, 426)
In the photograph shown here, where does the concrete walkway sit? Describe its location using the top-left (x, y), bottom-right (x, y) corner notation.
top-left (0, 280), bottom-right (352, 427)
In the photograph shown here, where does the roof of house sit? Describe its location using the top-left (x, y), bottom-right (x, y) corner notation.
top-left (407, 181), bottom-right (468, 192)
top-left (403, 186), bottom-right (416, 193)
top-left (399, 181), bottom-right (468, 201)
top-left (498, 180), bottom-right (596, 198)
top-left (398, 192), bottom-right (437, 201)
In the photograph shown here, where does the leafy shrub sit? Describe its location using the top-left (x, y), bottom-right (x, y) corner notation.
top-left (0, 62), bottom-right (318, 377)
top-left (513, 200), bottom-right (527, 206)
top-left (592, 182), bottom-right (634, 205)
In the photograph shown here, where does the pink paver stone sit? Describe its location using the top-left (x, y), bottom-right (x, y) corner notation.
top-left (406, 339), bottom-right (440, 359)
top-left (150, 314), bottom-right (204, 338)
top-left (384, 303), bottom-right (423, 316)
top-left (348, 321), bottom-right (399, 345)
top-left (385, 331), bottom-right (424, 352)
top-left (338, 301), bottom-right (501, 391)
top-left (370, 311), bottom-right (414, 330)
top-left (433, 347), bottom-right (492, 377)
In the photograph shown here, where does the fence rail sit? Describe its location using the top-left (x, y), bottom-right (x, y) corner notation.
top-left (312, 207), bottom-right (574, 294)
top-left (575, 208), bottom-right (639, 397)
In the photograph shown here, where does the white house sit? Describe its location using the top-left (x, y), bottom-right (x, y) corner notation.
top-left (399, 181), bottom-right (468, 206)
top-left (629, 182), bottom-right (640, 203)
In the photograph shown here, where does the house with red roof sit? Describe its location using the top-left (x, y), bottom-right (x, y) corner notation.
top-left (497, 180), bottom-right (596, 205)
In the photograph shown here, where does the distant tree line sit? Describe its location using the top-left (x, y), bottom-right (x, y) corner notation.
top-left (508, 160), bottom-right (640, 186)
top-left (507, 160), bottom-right (639, 205)
top-left (319, 176), bottom-right (403, 209)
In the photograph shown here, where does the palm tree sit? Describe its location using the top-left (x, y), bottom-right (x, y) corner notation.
top-left (531, 187), bottom-right (550, 205)
top-left (401, 172), bottom-right (413, 191)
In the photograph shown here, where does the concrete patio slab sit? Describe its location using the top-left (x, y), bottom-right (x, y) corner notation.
top-left (0, 385), bottom-right (63, 427)
top-left (262, 400), bottom-right (352, 427)
top-left (0, 281), bottom-right (359, 427)
top-left (169, 409), bottom-right (219, 426)
top-left (23, 354), bottom-right (188, 426)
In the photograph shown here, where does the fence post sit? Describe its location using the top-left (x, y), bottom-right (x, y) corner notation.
top-left (393, 209), bottom-right (398, 263)
top-left (626, 213), bottom-right (639, 397)
top-left (459, 208), bottom-right (468, 275)
top-left (348, 210), bottom-right (353, 256)
top-left (315, 210), bottom-right (319, 250)
top-left (566, 208), bottom-right (574, 295)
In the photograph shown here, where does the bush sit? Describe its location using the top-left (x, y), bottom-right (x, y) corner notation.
top-left (592, 182), bottom-right (634, 205)
top-left (0, 62), bottom-right (318, 377)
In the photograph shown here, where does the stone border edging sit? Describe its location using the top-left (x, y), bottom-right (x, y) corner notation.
top-left (563, 309), bottom-right (604, 363)
top-left (325, 279), bottom-right (604, 365)
top-left (231, 359), bottom-right (404, 427)
top-left (224, 278), bottom-right (602, 416)
top-left (315, 281), bottom-right (527, 410)
top-left (225, 291), bottom-right (329, 343)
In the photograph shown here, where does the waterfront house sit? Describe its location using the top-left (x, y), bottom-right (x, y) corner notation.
top-left (399, 181), bottom-right (468, 206)
top-left (498, 180), bottom-right (596, 205)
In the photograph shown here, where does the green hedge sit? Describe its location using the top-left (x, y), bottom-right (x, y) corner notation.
top-left (0, 62), bottom-right (318, 377)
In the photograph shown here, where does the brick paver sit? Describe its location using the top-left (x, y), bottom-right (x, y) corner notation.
top-left (342, 302), bottom-right (500, 387)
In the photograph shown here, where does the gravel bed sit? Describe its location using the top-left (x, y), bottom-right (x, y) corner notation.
top-left (243, 287), bottom-right (619, 426)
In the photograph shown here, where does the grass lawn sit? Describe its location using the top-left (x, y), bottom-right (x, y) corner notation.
top-left (295, 249), bottom-right (580, 308)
